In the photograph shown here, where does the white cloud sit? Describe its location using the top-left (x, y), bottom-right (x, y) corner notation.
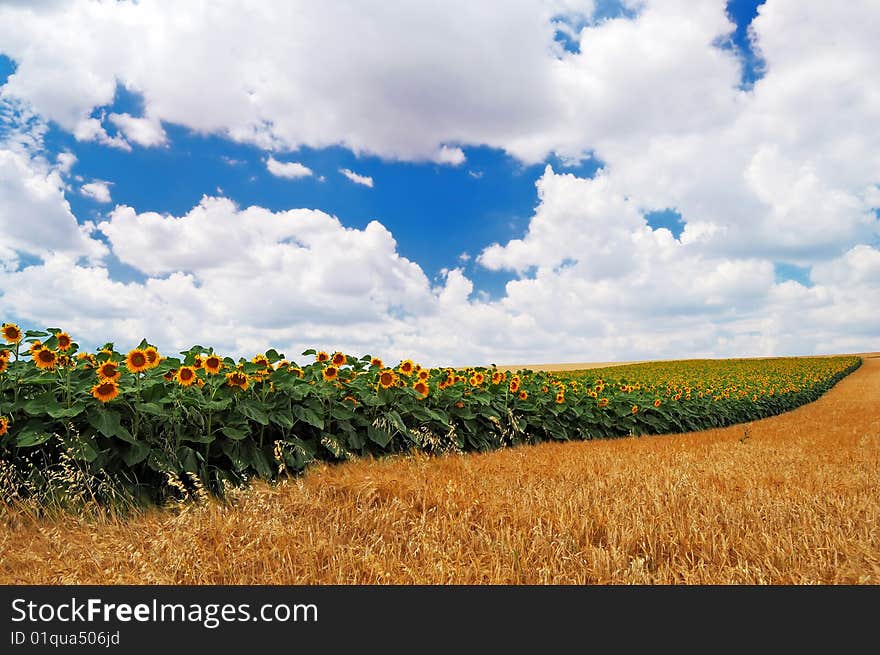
top-left (80, 180), bottom-right (112, 203)
top-left (433, 145), bottom-right (466, 166)
top-left (265, 156), bottom-right (313, 179)
top-left (55, 151), bottom-right (77, 174)
top-left (0, 147), bottom-right (107, 263)
top-left (339, 168), bottom-right (373, 188)
top-left (108, 112), bottom-right (167, 147)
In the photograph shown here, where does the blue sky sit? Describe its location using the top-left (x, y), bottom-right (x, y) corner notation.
top-left (0, 0), bottom-right (876, 364)
top-left (20, 1), bottom-right (766, 291)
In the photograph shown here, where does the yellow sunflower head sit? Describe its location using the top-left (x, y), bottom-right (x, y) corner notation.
top-left (125, 348), bottom-right (150, 373)
top-left (144, 346), bottom-right (160, 368)
top-left (331, 352), bottom-right (346, 367)
top-left (1, 323), bottom-right (22, 344)
top-left (631, 405), bottom-right (639, 414)
top-left (598, 398), bottom-right (609, 408)
top-left (176, 366), bottom-right (198, 387)
top-left (163, 369), bottom-right (177, 382)
top-left (56, 332), bottom-right (72, 351)
top-left (91, 379), bottom-right (120, 403)
top-left (203, 354), bottom-right (223, 374)
top-left (653, 399), bottom-right (661, 408)
top-left (29, 341), bottom-right (43, 355)
top-left (413, 380), bottom-right (429, 398)
top-left (290, 366), bottom-right (303, 378)
top-left (0, 349), bottom-right (9, 361)
top-left (98, 361), bottom-right (120, 381)
top-left (555, 392), bottom-right (565, 404)
top-left (34, 348), bottom-right (58, 370)
top-left (0, 416), bottom-right (8, 436)
top-left (417, 369), bottom-right (429, 381)
top-left (322, 365), bottom-right (339, 382)
top-left (0, 359), bottom-right (7, 374)
top-left (399, 359), bottom-right (415, 375)
top-left (226, 371), bottom-right (249, 390)
top-left (370, 357), bottom-right (383, 368)
top-left (316, 351), bottom-right (330, 363)
top-left (378, 369), bottom-right (396, 389)
top-left (519, 390), bottom-right (528, 401)
top-left (252, 354), bottom-right (270, 367)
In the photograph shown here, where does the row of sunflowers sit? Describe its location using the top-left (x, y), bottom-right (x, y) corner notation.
top-left (0, 323), bottom-right (861, 503)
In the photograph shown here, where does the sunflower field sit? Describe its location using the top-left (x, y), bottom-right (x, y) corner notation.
top-left (0, 323), bottom-right (861, 505)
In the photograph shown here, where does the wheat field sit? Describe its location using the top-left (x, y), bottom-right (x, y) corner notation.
top-left (1, 356), bottom-right (878, 584)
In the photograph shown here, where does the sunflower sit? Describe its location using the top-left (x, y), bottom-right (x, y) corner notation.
top-left (97, 361), bottom-right (121, 381)
top-left (417, 369), bottom-right (429, 381)
top-left (91, 379), bottom-right (120, 403)
top-left (144, 346), bottom-right (161, 368)
top-left (163, 369), bottom-right (177, 382)
top-left (34, 348), bottom-right (57, 370)
top-left (331, 352), bottom-right (346, 367)
top-left (275, 359), bottom-right (290, 370)
top-left (598, 397), bottom-right (609, 408)
top-left (378, 369), bottom-right (396, 389)
top-left (413, 380), bottom-right (429, 398)
top-left (474, 372), bottom-right (485, 385)
top-left (29, 341), bottom-right (43, 356)
top-left (0, 416), bottom-right (8, 437)
top-left (226, 371), bottom-right (249, 390)
top-left (491, 371), bottom-right (503, 385)
top-left (316, 351), bottom-right (330, 363)
top-left (518, 390), bottom-right (528, 401)
top-left (555, 392), bottom-right (565, 404)
top-left (56, 332), bottom-right (72, 351)
top-left (203, 354), bottom-right (223, 375)
top-left (343, 395), bottom-right (358, 405)
top-left (1, 323), bottom-right (22, 344)
top-left (322, 365), bottom-right (339, 382)
top-left (193, 354), bottom-right (204, 368)
top-left (509, 377), bottom-right (520, 393)
top-left (653, 399), bottom-right (662, 408)
top-left (125, 348), bottom-right (150, 374)
top-left (399, 359), bottom-right (415, 376)
top-left (290, 366), bottom-right (303, 378)
top-left (370, 357), bottom-right (383, 368)
top-left (252, 354), bottom-right (269, 367)
top-left (0, 359), bottom-right (7, 374)
top-left (0, 349), bottom-right (9, 361)
top-left (77, 352), bottom-right (96, 368)
top-left (631, 405), bottom-right (639, 414)
top-left (176, 366), bottom-right (198, 387)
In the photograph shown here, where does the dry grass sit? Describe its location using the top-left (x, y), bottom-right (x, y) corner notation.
top-left (1, 356), bottom-right (878, 585)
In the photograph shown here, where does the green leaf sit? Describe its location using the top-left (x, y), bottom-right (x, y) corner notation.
top-left (239, 400), bottom-right (270, 425)
top-left (87, 408), bottom-right (136, 444)
top-left (221, 426), bottom-right (250, 440)
top-left (292, 405), bottom-right (324, 430)
top-left (367, 425), bottom-right (393, 447)
top-left (134, 402), bottom-right (167, 416)
top-left (15, 422), bottom-right (53, 447)
top-left (386, 410), bottom-right (408, 434)
top-left (122, 441), bottom-right (150, 466)
top-left (23, 391), bottom-right (64, 417)
top-left (269, 410), bottom-right (295, 430)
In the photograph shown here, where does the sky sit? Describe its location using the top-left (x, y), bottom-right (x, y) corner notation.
top-left (0, 0), bottom-right (878, 366)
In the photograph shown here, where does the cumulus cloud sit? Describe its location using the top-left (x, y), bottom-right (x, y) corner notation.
top-left (265, 156), bottom-right (313, 179)
top-left (0, 148), bottom-right (107, 263)
top-left (339, 168), bottom-right (373, 188)
top-left (108, 112), bottom-right (167, 147)
top-left (80, 180), bottom-right (112, 203)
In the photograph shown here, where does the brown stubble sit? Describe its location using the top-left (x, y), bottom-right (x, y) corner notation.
top-left (1, 356), bottom-right (878, 584)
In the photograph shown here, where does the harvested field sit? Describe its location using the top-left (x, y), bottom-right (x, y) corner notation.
top-left (1, 355), bottom-right (878, 584)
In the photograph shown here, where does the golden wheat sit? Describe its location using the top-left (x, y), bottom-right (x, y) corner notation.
top-left (1, 356), bottom-right (878, 584)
